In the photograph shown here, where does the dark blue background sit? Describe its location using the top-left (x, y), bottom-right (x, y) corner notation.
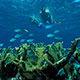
top-left (0, 0), bottom-right (80, 48)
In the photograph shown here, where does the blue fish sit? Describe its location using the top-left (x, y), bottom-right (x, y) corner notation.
top-left (10, 38), bottom-right (16, 42)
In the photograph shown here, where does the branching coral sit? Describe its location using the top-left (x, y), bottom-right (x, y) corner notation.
top-left (0, 38), bottom-right (80, 80)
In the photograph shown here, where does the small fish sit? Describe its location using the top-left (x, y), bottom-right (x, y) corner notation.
top-left (14, 29), bottom-right (21, 32)
top-left (10, 38), bottom-right (16, 42)
top-left (53, 30), bottom-right (60, 34)
top-left (47, 34), bottom-right (55, 38)
top-left (14, 34), bottom-right (22, 38)
top-left (45, 25), bottom-right (53, 29)
top-left (55, 37), bottom-right (63, 40)
top-left (24, 29), bottom-right (28, 32)
top-left (20, 39), bottom-right (25, 42)
top-left (29, 33), bottom-right (34, 37)
top-left (27, 39), bottom-right (34, 42)
top-left (54, 20), bottom-right (62, 24)
top-left (0, 43), bottom-right (4, 47)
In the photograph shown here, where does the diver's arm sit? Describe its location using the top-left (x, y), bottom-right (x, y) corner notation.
top-left (38, 22), bottom-right (45, 29)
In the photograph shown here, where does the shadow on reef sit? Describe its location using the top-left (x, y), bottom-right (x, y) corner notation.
top-left (0, 38), bottom-right (80, 80)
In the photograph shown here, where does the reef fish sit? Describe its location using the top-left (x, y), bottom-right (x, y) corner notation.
top-left (10, 38), bottom-right (16, 42)
top-left (47, 34), bottom-right (55, 38)
top-left (14, 29), bottom-right (21, 32)
top-left (45, 25), bottom-right (53, 29)
top-left (29, 33), bottom-right (34, 37)
top-left (14, 34), bottom-right (22, 38)
top-left (24, 29), bottom-right (29, 32)
top-left (55, 37), bottom-right (63, 40)
top-left (53, 30), bottom-right (60, 34)
top-left (27, 39), bottom-right (34, 42)
top-left (0, 43), bottom-right (4, 47)
top-left (20, 39), bottom-right (25, 42)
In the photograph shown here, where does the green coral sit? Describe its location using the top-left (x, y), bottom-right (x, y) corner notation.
top-left (0, 38), bottom-right (80, 80)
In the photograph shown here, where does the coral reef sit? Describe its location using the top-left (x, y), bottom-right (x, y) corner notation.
top-left (0, 38), bottom-right (80, 80)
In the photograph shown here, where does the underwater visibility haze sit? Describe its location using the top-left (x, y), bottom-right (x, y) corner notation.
top-left (0, 0), bottom-right (80, 48)
top-left (0, 0), bottom-right (80, 80)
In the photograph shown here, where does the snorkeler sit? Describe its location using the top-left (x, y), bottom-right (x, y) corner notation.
top-left (40, 7), bottom-right (53, 24)
top-left (29, 7), bottom-right (53, 26)
top-left (29, 16), bottom-right (45, 28)
top-left (40, 7), bottom-right (62, 25)
top-left (29, 7), bottom-right (61, 28)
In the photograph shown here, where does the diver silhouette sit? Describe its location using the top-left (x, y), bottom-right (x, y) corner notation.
top-left (29, 7), bottom-right (61, 28)
top-left (40, 7), bottom-right (52, 24)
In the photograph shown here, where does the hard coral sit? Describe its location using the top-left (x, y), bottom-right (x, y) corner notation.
top-left (0, 38), bottom-right (80, 80)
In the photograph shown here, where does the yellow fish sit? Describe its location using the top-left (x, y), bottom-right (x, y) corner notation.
top-left (54, 20), bottom-right (62, 24)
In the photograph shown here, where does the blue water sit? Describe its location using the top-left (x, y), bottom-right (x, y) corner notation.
top-left (0, 0), bottom-right (80, 48)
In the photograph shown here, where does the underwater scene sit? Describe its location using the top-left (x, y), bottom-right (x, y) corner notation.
top-left (0, 0), bottom-right (80, 80)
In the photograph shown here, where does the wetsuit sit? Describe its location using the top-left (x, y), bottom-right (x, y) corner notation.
top-left (40, 8), bottom-right (52, 24)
